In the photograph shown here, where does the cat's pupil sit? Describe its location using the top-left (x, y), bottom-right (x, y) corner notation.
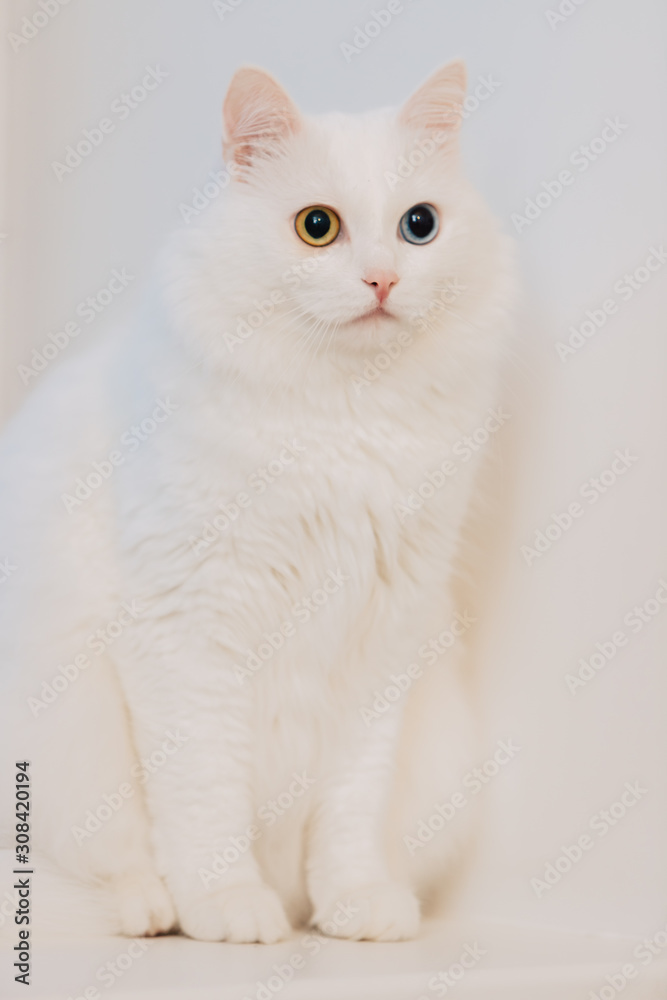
top-left (407, 205), bottom-right (434, 239)
top-left (304, 210), bottom-right (331, 239)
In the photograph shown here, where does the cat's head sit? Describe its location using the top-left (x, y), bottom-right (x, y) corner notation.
top-left (170, 63), bottom-right (511, 384)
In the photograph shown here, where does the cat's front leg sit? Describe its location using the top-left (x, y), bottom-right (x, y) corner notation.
top-left (307, 711), bottom-right (420, 941)
top-left (115, 647), bottom-right (290, 943)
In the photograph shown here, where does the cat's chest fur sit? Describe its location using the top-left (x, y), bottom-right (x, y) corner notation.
top-left (172, 393), bottom-right (463, 606)
top-left (193, 397), bottom-right (461, 545)
top-left (116, 370), bottom-right (475, 675)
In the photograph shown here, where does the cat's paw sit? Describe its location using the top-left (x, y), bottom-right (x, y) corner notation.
top-left (178, 884), bottom-right (291, 943)
top-left (313, 882), bottom-right (420, 942)
top-left (113, 871), bottom-right (176, 936)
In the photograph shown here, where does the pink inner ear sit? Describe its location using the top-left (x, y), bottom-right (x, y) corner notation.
top-left (223, 68), bottom-right (301, 168)
top-left (400, 61), bottom-right (467, 134)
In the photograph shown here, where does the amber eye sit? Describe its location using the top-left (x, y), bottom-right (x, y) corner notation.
top-left (295, 206), bottom-right (340, 247)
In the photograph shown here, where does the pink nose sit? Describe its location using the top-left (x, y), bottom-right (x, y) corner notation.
top-left (362, 269), bottom-right (399, 305)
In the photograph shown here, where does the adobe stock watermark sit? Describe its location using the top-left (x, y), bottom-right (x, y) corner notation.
top-left (360, 612), bottom-right (477, 727)
top-left (17, 268), bottom-right (134, 385)
top-left (61, 397), bottom-right (179, 513)
top-left (566, 579), bottom-right (667, 695)
top-left (198, 771), bottom-right (316, 889)
top-left (65, 939), bottom-right (149, 999)
top-left (350, 278), bottom-right (469, 396)
top-left (350, 329), bottom-right (414, 395)
top-left (223, 249), bottom-right (333, 353)
top-left (530, 781), bottom-right (648, 898)
top-left (555, 246), bottom-right (667, 361)
top-left (237, 900), bottom-right (360, 1000)
top-left (410, 278), bottom-right (469, 334)
top-left (404, 739), bottom-right (521, 855)
top-left (589, 920), bottom-right (667, 1000)
top-left (213, 0), bottom-right (248, 19)
top-left (8, 0), bottom-right (74, 54)
top-left (416, 941), bottom-right (487, 998)
top-left (545, 0), bottom-right (589, 31)
top-left (521, 449), bottom-right (638, 567)
top-left (71, 729), bottom-right (190, 846)
top-left (27, 600), bottom-right (147, 716)
top-left (188, 439), bottom-right (307, 556)
top-left (52, 66), bottom-right (168, 181)
top-left (384, 76), bottom-right (502, 190)
top-left (394, 407), bottom-right (510, 522)
top-left (0, 558), bottom-right (17, 584)
top-left (234, 569), bottom-right (349, 685)
top-left (179, 165), bottom-right (240, 224)
top-left (510, 117), bottom-right (628, 234)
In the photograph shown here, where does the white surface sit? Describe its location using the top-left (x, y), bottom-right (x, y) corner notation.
top-left (3, 921), bottom-right (667, 1000)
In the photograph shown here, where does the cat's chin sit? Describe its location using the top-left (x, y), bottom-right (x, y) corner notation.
top-left (348, 305), bottom-right (394, 325)
top-left (336, 310), bottom-right (404, 353)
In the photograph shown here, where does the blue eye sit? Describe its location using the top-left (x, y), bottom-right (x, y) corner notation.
top-left (399, 204), bottom-right (439, 245)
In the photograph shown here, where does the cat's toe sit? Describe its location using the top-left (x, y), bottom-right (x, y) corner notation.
top-left (178, 884), bottom-right (291, 943)
top-left (314, 882), bottom-right (420, 942)
top-left (114, 871), bottom-right (176, 936)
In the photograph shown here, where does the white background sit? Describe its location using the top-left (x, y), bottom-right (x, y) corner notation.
top-left (1, 0), bottom-right (666, 941)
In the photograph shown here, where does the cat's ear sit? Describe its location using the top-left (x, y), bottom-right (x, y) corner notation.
top-left (223, 67), bottom-right (301, 173)
top-left (399, 60), bottom-right (467, 137)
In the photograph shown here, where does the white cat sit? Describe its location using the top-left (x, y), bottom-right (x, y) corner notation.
top-left (0, 61), bottom-right (515, 943)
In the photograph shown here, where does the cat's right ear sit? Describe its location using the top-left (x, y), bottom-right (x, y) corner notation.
top-left (399, 60), bottom-right (467, 138)
top-left (223, 67), bottom-right (301, 175)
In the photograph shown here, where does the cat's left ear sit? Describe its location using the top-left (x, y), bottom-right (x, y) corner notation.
top-left (399, 59), bottom-right (467, 137)
top-left (223, 67), bottom-right (301, 173)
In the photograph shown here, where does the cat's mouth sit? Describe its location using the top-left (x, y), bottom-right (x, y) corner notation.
top-left (349, 305), bottom-right (394, 324)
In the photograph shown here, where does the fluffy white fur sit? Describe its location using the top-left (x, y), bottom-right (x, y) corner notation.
top-left (0, 62), bottom-right (514, 943)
